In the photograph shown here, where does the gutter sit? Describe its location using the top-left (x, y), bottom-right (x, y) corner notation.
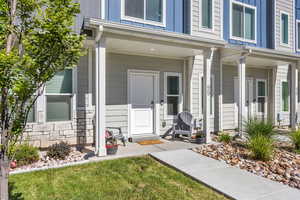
top-left (84, 18), bottom-right (226, 49)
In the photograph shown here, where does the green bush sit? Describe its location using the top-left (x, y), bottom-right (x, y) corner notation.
top-left (247, 135), bottom-right (274, 161)
top-left (244, 118), bottom-right (274, 139)
top-left (218, 133), bottom-right (232, 144)
top-left (290, 130), bottom-right (300, 150)
top-left (9, 143), bottom-right (39, 166)
top-left (47, 142), bottom-right (71, 160)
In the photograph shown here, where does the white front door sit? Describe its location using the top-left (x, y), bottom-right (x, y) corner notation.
top-left (256, 79), bottom-right (267, 121)
top-left (234, 77), bottom-right (254, 127)
top-left (129, 71), bottom-right (158, 136)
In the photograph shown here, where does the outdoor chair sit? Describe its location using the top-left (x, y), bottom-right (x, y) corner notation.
top-left (106, 127), bottom-right (126, 146)
top-left (172, 111), bottom-right (194, 140)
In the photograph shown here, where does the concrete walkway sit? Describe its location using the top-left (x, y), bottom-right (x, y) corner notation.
top-left (150, 149), bottom-right (300, 200)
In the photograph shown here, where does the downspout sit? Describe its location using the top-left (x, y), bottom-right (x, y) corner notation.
top-left (95, 25), bottom-right (104, 156)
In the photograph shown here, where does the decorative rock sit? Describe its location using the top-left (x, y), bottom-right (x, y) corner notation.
top-left (193, 142), bottom-right (300, 190)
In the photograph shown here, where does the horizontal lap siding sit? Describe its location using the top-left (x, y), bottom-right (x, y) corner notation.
top-left (275, 0), bottom-right (295, 52)
top-left (191, 55), bottom-right (203, 119)
top-left (192, 0), bottom-right (222, 39)
top-left (106, 53), bottom-right (184, 137)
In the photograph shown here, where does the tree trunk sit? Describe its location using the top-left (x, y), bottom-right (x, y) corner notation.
top-left (0, 156), bottom-right (9, 200)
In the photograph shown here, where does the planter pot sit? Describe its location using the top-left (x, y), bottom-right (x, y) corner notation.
top-left (106, 145), bottom-right (118, 155)
top-left (195, 137), bottom-right (206, 144)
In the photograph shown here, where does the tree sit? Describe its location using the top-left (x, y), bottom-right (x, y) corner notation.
top-left (0, 0), bottom-right (84, 199)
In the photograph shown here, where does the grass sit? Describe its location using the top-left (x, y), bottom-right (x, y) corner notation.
top-left (9, 156), bottom-right (229, 200)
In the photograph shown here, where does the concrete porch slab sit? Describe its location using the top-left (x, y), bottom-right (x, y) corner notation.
top-left (150, 149), bottom-right (300, 200)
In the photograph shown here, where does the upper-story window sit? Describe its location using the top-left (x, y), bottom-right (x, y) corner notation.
top-left (297, 20), bottom-right (300, 50)
top-left (122, 0), bottom-right (166, 26)
top-left (201, 0), bottom-right (213, 29)
top-left (230, 1), bottom-right (256, 43)
top-left (281, 12), bottom-right (289, 45)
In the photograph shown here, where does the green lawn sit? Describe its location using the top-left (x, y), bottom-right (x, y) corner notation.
top-left (9, 156), bottom-right (229, 200)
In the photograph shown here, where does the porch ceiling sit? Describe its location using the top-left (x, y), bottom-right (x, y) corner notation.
top-left (221, 48), bottom-right (291, 68)
top-left (105, 37), bottom-right (201, 59)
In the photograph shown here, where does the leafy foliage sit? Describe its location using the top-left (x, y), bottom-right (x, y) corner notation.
top-left (0, 0), bottom-right (84, 156)
top-left (247, 135), bottom-right (274, 161)
top-left (9, 143), bottom-right (39, 166)
top-left (290, 130), bottom-right (300, 150)
top-left (47, 142), bottom-right (71, 160)
top-left (244, 118), bottom-right (274, 139)
top-left (218, 133), bottom-right (232, 144)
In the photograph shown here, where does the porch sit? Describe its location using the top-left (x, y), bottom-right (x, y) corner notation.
top-left (220, 46), bottom-right (300, 135)
top-left (82, 19), bottom-right (225, 156)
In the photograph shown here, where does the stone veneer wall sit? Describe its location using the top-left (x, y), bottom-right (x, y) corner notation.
top-left (23, 107), bottom-right (95, 148)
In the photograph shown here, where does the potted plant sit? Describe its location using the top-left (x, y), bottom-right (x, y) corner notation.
top-left (105, 130), bottom-right (118, 155)
top-left (195, 132), bottom-right (206, 144)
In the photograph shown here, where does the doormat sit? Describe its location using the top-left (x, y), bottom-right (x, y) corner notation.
top-left (137, 140), bottom-right (163, 145)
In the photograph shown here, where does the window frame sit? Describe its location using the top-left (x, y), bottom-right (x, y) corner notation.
top-left (256, 79), bottom-right (267, 115)
top-left (164, 72), bottom-right (183, 119)
top-left (296, 19), bottom-right (300, 51)
top-left (199, 0), bottom-right (214, 32)
top-left (230, 0), bottom-right (257, 44)
top-left (26, 102), bottom-right (37, 124)
top-left (45, 69), bottom-right (74, 123)
top-left (280, 11), bottom-right (290, 46)
top-left (121, 0), bottom-right (167, 27)
top-left (281, 80), bottom-right (290, 113)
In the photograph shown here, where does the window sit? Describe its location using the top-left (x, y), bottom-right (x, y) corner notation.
top-left (231, 1), bottom-right (256, 42)
top-left (123, 0), bottom-right (165, 25)
top-left (281, 13), bottom-right (289, 44)
top-left (201, 0), bottom-right (213, 29)
top-left (201, 76), bottom-right (214, 116)
top-left (282, 81), bottom-right (289, 112)
top-left (257, 80), bottom-right (266, 113)
top-left (297, 20), bottom-right (300, 50)
top-left (46, 69), bottom-right (73, 122)
top-left (27, 105), bottom-right (36, 123)
top-left (165, 73), bottom-right (182, 117)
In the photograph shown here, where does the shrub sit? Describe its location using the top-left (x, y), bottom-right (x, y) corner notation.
top-left (247, 135), bottom-right (274, 161)
top-left (47, 142), bottom-right (71, 160)
top-left (218, 133), bottom-right (232, 144)
top-left (244, 118), bottom-right (274, 139)
top-left (290, 130), bottom-right (300, 150)
top-left (9, 143), bottom-right (39, 166)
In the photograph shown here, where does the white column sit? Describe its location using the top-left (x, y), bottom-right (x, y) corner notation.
top-left (238, 56), bottom-right (246, 136)
top-left (219, 60), bottom-right (223, 132)
top-left (87, 48), bottom-right (93, 108)
top-left (203, 54), bottom-right (212, 143)
top-left (95, 37), bottom-right (106, 157)
top-left (291, 63), bottom-right (298, 130)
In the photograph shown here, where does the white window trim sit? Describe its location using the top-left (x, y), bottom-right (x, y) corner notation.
top-left (164, 72), bottom-right (183, 119)
top-left (256, 79), bottom-right (267, 115)
top-left (280, 80), bottom-right (290, 113)
top-left (44, 69), bottom-right (74, 123)
top-left (296, 20), bottom-right (300, 51)
top-left (229, 0), bottom-right (257, 44)
top-left (121, 0), bottom-right (166, 27)
top-left (280, 11), bottom-right (290, 47)
top-left (199, 0), bottom-right (214, 32)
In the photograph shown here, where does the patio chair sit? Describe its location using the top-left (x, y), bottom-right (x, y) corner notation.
top-left (106, 127), bottom-right (126, 146)
top-left (172, 111), bottom-right (194, 140)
